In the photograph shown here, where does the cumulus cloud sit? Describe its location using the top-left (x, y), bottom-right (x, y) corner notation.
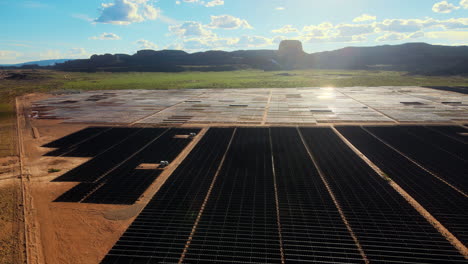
top-left (181, 0), bottom-right (224, 7)
top-left (169, 21), bottom-right (215, 38)
top-left (376, 31), bottom-right (425, 42)
top-left (271, 25), bottom-right (299, 34)
top-left (375, 18), bottom-right (436, 33)
top-left (427, 30), bottom-right (468, 41)
top-left (136, 39), bottom-right (158, 49)
top-left (205, 0), bottom-right (224, 7)
top-left (236, 35), bottom-right (273, 47)
top-left (376, 32), bottom-right (407, 42)
top-left (207, 15), bottom-right (252, 29)
top-left (353, 14), bottom-right (377, 22)
top-left (335, 24), bottom-right (375, 36)
top-left (0, 50), bottom-right (23, 61)
top-left (461, 0), bottom-right (468, 8)
top-left (95, 0), bottom-right (158, 25)
top-left (183, 36), bottom-right (237, 50)
top-left (90, 32), bottom-right (121, 40)
top-left (432, 1), bottom-right (459, 13)
top-left (68, 48), bottom-right (89, 58)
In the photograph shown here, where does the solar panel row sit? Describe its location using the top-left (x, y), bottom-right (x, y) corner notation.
top-left (101, 128), bottom-right (235, 263)
top-left (183, 128), bottom-right (282, 263)
top-left (271, 127), bottom-right (365, 263)
top-left (366, 126), bottom-right (468, 193)
top-left (398, 126), bottom-right (467, 161)
top-left (337, 126), bottom-right (468, 246)
top-left (299, 127), bottom-right (466, 263)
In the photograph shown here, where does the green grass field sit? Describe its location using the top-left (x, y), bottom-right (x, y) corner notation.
top-left (1, 69), bottom-right (468, 104)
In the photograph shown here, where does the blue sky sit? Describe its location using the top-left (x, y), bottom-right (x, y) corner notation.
top-left (1, 0), bottom-right (468, 63)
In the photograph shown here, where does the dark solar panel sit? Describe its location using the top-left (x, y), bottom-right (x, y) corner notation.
top-left (183, 128), bottom-right (282, 263)
top-left (366, 126), bottom-right (468, 193)
top-left (271, 127), bottom-right (365, 263)
top-left (300, 127), bottom-right (466, 263)
top-left (337, 126), bottom-right (468, 245)
top-left (101, 128), bottom-right (235, 263)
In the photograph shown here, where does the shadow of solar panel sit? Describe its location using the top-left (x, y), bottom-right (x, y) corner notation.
top-left (54, 128), bottom-right (200, 205)
top-left (81, 128), bottom-right (200, 204)
top-left (366, 126), bottom-right (468, 193)
top-left (338, 126), bottom-right (468, 245)
top-left (100, 128), bottom-right (235, 263)
top-left (42, 127), bottom-right (107, 148)
top-left (45, 127), bottom-right (138, 157)
top-left (52, 128), bottom-right (166, 183)
top-left (299, 127), bottom-right (466, 263)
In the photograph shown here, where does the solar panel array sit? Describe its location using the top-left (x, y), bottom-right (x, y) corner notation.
top-left (337, 126), bottom-right (468, 246)
top-left (299, 127), bottom-right (466, 263)
top-left (49, 127), bottom-right (200, 204)
top-left (101, 128), bottom-right (235, 263)
top-left (100, 126), bottom-right (466, 263)
top-left (33, 87), bottom-right (468, 125)
top-left (365, 126), bottom-right (468, 193)
top-left (270, 128), bottom-right (364, 263)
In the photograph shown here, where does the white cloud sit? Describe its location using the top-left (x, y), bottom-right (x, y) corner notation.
top-left (68, 48), bottom-right (89, 58)
top-left (461, 0), bottom-right (468, 8)
top-left (432, 1), bottom-right (459, 13)
top-left (183, 36), bottom-right (238, 50)
top-left (272, 25), bottom-right (299, 34)
top-left (136, 39), bottom-right (158, 49)
top-left (169, 21), bottom-right (215, 38)
top-left (236, 35), bottom-right (273, 47)
top-left (438, 18), bottom-right (468, 29)
top-left (353, 14), bottom-right (376, 22)
top-left (181, 0), bottom-right (224, 7)
top-left (275, 7), bottom-right (285, 11)
top-left (90, 32), bottom-right (121, 40)
top-left (375, 18), bottom-right (436, 33)
top-left (335, 24), bottom-right (375, 36)
top-left (0, 50), bottom-right (23, 61)
top-left (94, 0), bottom-right (158, 25)
top-left (205, 0), bottom-right (224, 7)
top-left (207, 15), bottom-right (252, 29)
top-left (376, 32), bottom-right (407, 42)
top-left (426, 30), bottom-right (468, 41)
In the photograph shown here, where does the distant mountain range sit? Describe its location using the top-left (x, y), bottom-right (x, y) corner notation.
top-left (0, 59), bottom-right (73, 67)
top-left (2, 42), bottom-right (468, 76)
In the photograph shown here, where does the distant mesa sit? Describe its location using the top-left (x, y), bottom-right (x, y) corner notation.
top-left (277, 40), bottom-right (307, 70)
top-left (278, 40), bottom-right (305, 58)
top-left (2, 40), bottom-right (468, 76)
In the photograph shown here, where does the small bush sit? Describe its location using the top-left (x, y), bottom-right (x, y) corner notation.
top-left (48, 168), bottom-right (61, 173)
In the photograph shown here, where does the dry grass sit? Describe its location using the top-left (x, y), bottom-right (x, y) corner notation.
top-left (0, 183), bottom-right (20, 264)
